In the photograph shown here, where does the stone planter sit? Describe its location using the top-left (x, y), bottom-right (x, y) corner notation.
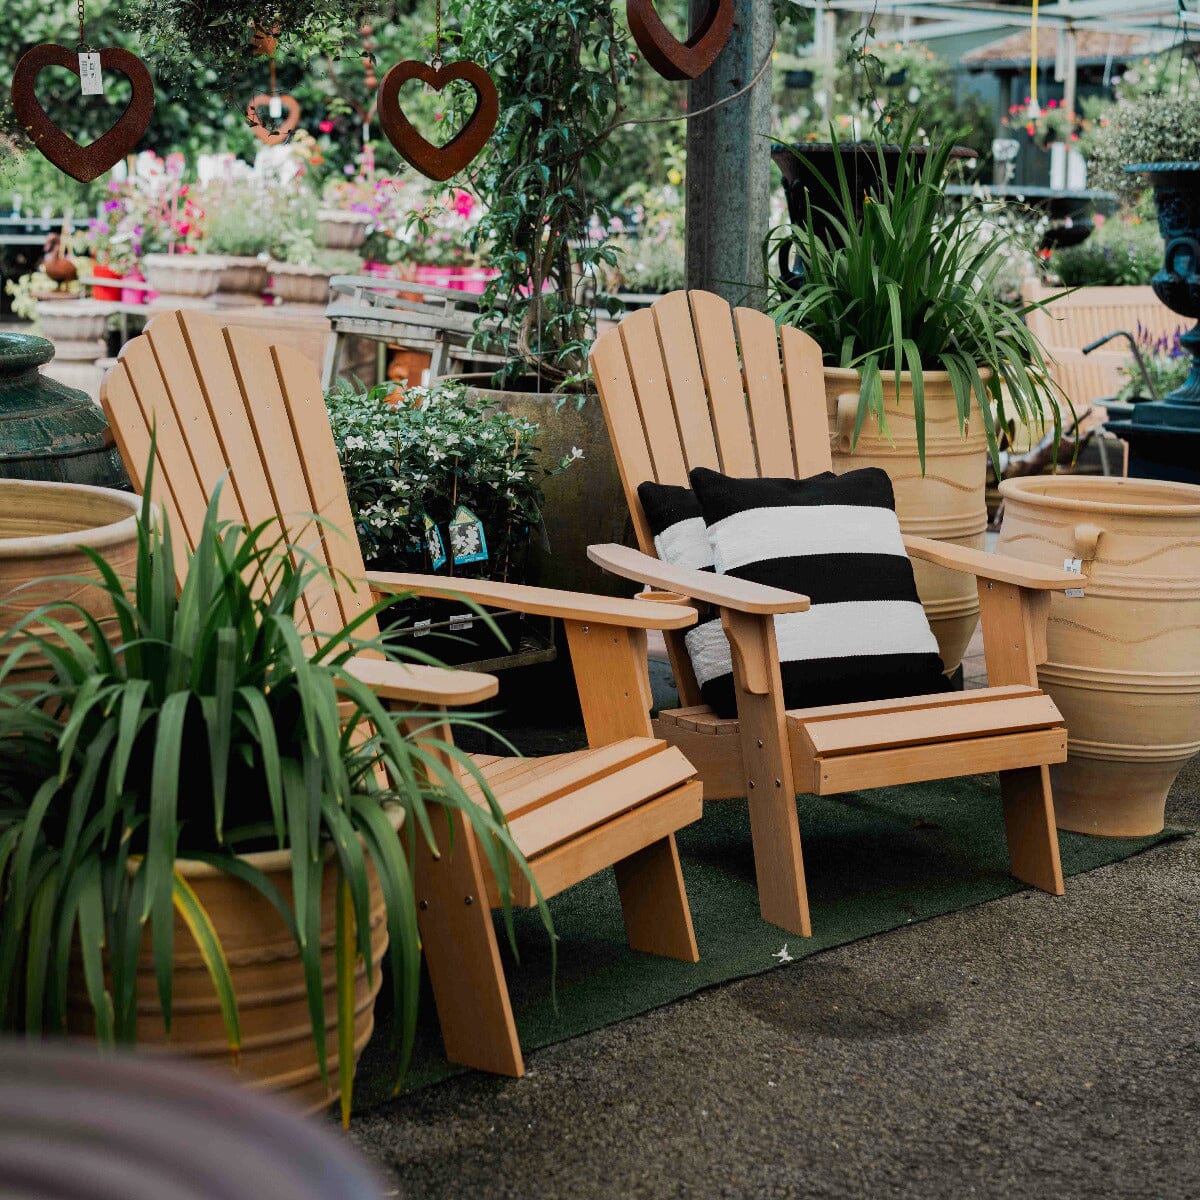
top-left (268, 261), bottom-right (333, 306)
top-left (35, 299), bottom-right (110, 344)
top-left (824, 367), bottom-right (989, 675)
top-left (67, 808), bottom-right (400, 1115)
top-left (997, 475), bottom-right (1200, 836)
top-left (214, 255), bottom-right (270, 302)
top-left (460, 378), bottom-right (631, 596)
top-left (317, 210), bottom-right (370, 251)
top-left (0, 478), bottom-right (140, 679)
top-left (141, 253), bottom-right (222, 301)
top-left (0, 332), bottom-right (127, 488)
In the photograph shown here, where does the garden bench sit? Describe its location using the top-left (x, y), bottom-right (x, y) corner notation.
top-left (589, 290), bottom-right (1080, 937)
top-left (99, 309), bottom-right (704, 1078)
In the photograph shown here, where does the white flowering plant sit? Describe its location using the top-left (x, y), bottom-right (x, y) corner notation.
top-left (326, 378), bottom-right (578, 582)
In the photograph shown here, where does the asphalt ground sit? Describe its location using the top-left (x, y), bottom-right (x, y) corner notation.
top-left (349, 758), bottom-right (1200, 1200)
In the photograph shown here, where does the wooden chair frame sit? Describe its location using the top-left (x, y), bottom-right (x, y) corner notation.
top-left (589, 290), bottom-right (1083, 937)
top-left (100, 309), bottom-right (704, 1079)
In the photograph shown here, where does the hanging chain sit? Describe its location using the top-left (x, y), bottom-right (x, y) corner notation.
top-left (431, 0), bottom-right (443, 72)
top-left (76, 0), bottom-right (90, 51)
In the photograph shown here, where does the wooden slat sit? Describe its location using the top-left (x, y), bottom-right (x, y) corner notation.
top-left (565, 621), bottom-right (654, 746)
top-left (785, 685), bottom-right (1040, 726)
top-left (100, 365), bottom-right (187, 551)
top-left (735, 307), bottom-right (795, 477)
top-left (689, 291), bottom-right (756, 475)
top-left (590, 328), bottom-right (658, 553)
top-left (651, 290), bottom-right (720, 472)
top-left (342, 656), bottom-right (498, 705)
top-left (619, 308), bottom-right (690, 485)
top-left (799, 694), bottom-right (1063, 759)
top-left (804, 727), bottom-right (1068, 795)
top-left (141, 312), bottom-right (244, 527)
top-left (272, 343), bottom-right (375, 635)
top-left (780, 323), bottom-right (833, 477)
top-left (506, 747), bottom-right (696, 858)
top-left (657, 705), bottom-right (740, 735)
top-left (904, 535), bottom-right (1082, 590)
top-left (118, 335), bottom-right (211, 553)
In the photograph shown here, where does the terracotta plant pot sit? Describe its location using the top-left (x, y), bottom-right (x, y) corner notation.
top-left (997, 475), bottom-right (1200, 836)
top-left (824, 367), bottom-right (989, 674)
top-left (317, 211), bottom-right (370, 251)
top-left (215, 256), bottom-right (270, 301)
top-left (67, 808), bottom-right (401, 1114)
top-left (268, 262), bottom-right (334, 306)
top-left (141, 254), bottom-right (222, 300)
top-left (0, 478), bottom-right (140, 679)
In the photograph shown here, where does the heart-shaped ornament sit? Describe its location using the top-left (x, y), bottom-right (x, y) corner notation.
top-left (378, 59), bottom-right (498, 182)
top-left (246, 93), bottom-right (301, 145)
top-left (10, 44), bottom-right (155, 183)
top-left (627, 0), bottom-right (734, 81)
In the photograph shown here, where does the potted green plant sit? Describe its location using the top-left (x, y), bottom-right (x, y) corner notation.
top-left (768, 118), bottom-right (1060, 672)
top-left (0, 477), bottom-right (537, 1121)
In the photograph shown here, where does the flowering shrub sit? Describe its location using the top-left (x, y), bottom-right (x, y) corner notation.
top-left (1116, 325), bottom-right (1191, 402)
top-left (1001, 98), bottom-right (1083, 147)
top-left (598, 162), bottom-right (686, 295)
top-left (1050, 216), bottom-right (1163, 288)
top-left (1083, 92), bottom-right (1200, 203)
top-left (83, 182), bottom-right (147, 274)
top-left (325, 378), bottom-right (578, 579)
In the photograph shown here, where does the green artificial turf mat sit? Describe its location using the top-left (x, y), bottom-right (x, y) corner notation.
top-left (353, 774), bottom-right (1175, 1108)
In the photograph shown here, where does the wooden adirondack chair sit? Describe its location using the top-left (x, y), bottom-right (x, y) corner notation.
top-left (99, 309), bottom-right (704, 1079)
top-left (588, 290), bottom-right (1082, 938)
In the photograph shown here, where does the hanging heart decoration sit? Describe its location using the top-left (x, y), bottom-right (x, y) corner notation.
top-left (626, 0), bottom-right (734, 81)
top-left (246, 93), bottom-right (301, 145)
top-left (377, 59), bottom-right (498, 182)
top-left (10, 44), bottom-right (155, 183)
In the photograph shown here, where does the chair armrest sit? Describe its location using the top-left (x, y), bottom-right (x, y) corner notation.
top-left (902, 535), bottom-right (1081, 591)
top-left (365, 571), bottom-right (698, 630)
top-left (588, 544), bottom-right (810, 615)
top-left (342, 655), bottom-right (498, 706)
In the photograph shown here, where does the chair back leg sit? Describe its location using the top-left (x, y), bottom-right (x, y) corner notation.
top-left (1000, 764), bottom-right (1066, 896)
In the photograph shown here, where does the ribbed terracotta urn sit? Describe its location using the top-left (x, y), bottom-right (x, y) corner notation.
top-left (0, 332), bottom-right (128, 488)
top-left (824, 368), bottom-right (989, 674)
top-left (997, 475), bottom-right (1200, 836)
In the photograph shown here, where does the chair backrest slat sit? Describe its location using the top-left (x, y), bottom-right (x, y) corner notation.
top-left (619, 308), bottom-right (691, 485)
top-left (735, 307), bottom-right (795, 478)
top-left (652, 290), bottom-right (721, 473)
top-left (780, 324), bottom-right (833, 478)
top-left (689, 291), bottom-right (757, 476)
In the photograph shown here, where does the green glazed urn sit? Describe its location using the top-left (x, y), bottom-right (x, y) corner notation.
top-left (0, 333), bottom-right (129, 489)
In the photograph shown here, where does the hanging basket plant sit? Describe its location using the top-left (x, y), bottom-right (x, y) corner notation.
top-left (131, 1), bottom-right (369, 89)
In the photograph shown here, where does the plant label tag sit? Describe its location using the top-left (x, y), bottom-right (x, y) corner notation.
top-left (413, 619), bottom-right (431, 638)
top-left (1063, 557), bottom-right (1085, 598)
top-left (449, 613), bottom-right (474, 632)
top-left (449, 505), bottom-right (488, 566)
top-left (78, 52), bottom-right (104, 95)
top-left (268, 93), bottom-right (283, 119)
top-left (424, 514), bottom-right (447, 571)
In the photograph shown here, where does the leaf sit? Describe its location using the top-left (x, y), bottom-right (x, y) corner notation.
top-left (173, 870), bottom-right (241, 1061)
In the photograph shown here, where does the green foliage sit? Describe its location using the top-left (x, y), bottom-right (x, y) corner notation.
top-left (448, 0), bottom-right (630, 389)
top-left (327, 377), bottom-right (577, 578)
top-left (0, 465), bottom-right (546, 1103)
top-left (1116, 325), bottom-right (1191, 401)
top-left (768, 118), bottom-right (1060, 473)
top-left (1050, 217), bottom-right (1163, 288)
top-left (201, 178), bottom-right (318, 258)
top-left (1084, 91), bottom-right (1200, 203)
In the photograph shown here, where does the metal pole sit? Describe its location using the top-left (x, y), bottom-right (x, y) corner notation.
top-left (685, 0), bottom-right (775, 307)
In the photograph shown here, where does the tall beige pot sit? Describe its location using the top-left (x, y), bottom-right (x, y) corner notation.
top-left (0, 479), bottom-right (140, 679)
top-left (997, 476), bottom-right (1200, 836)
top-left (68, 809), bottom-right (399, 1114)
top-left (824, 368), bottom-right (988, 674)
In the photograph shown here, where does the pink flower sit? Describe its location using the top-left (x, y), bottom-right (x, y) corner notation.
top-left (451, 189), bottom-right (475, 218)
top-left (319, 119), bottom-right (334, 133)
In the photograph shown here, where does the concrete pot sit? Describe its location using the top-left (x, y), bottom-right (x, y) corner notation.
top-left (215, 256), bottom-right (270, 300)
top-left (141, 254), bottom-right (222, 300)
top-left (0, 479), bottom-right (140, 678)
top-left (461, 379), bottom-right (631, 595)
top-left (35, 299), bottom-right (110, 343)
top-left (824, 366), bottom-right (989, 674)
top-left (317, 211), bottom-right (370, 251)
top-left (997, 475), bottom-right (1200, 836)
top-left (67, 807), bottom-right (399, 1115)
top-left (269, 262), bottom-right (333, 306)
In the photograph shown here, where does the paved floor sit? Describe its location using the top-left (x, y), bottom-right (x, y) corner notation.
top-left (352, 750), bottom-right (1199, 1198)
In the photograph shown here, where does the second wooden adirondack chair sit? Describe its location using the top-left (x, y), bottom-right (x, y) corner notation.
top-left (589, 290), bottom-right (1082, 937)
top-left (99, 309), bottom-right (704, 1079)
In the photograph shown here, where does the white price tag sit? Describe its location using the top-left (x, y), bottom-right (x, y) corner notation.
top-left (413, 619), bottom-right (431, 638)
top-left (1063, 557), bottom-right (1085, 599)
top-left (78, 52), bottom-right (103, 96)
top-left (268, 94), bottom-right (283, 120)
top-left (449, 614), bottom-right (474, 632)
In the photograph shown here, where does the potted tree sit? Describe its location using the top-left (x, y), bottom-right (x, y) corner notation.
top-left (769, 119), bottom-right (1060, 672)
top-left (0, 481), bottom-right (536, 1121)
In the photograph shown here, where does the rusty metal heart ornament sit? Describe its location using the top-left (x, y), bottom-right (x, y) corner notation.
top-left (378, 59), bottom-right (498, 182)
top-left (626, 0), bottom-right (734, 81)
top-left (10, 44), bottom-right (155, 183)
top-left (246, 93), bottom-right (301, 145)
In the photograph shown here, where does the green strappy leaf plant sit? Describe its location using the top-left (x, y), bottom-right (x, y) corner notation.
top-left (768, 116), bottom-right (1063, 473)
top-left (0, 468), bottom-right (550, 1124)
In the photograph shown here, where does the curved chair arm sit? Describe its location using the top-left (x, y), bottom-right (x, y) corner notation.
top-left (902, 535), bottom-right (1082, 592)
top-left (587, 544), bottom-right (810, 615)
top-left (342, 655), bottom-right (499, 706)
top-left (365, 571), bottom-right (698, 630)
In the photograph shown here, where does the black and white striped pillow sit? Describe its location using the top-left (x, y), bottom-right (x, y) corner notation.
top-left (637, 471), bottom-right (948, 720)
